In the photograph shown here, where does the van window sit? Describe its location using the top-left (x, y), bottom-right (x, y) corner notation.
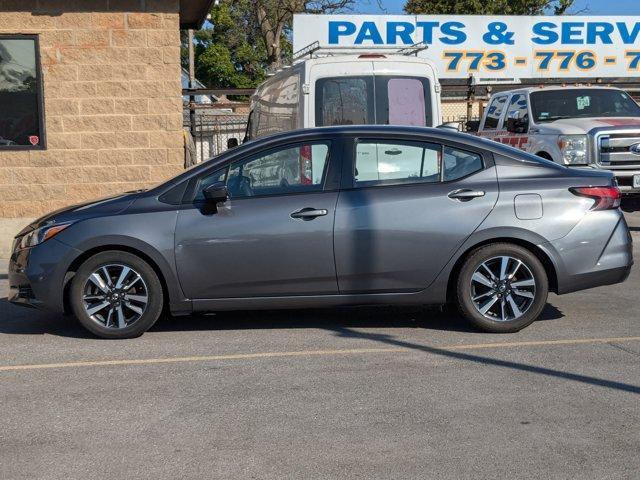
top-left (483, 95), bottom-right (508, 130)
top-left (316, 77), bottom-right (374, 126)
top-left (316, 76), bottom-right (432, 128)
top-left (252, 73), bottom-right (301, 138)
top-left (384, 78), bottom-right (429, 126)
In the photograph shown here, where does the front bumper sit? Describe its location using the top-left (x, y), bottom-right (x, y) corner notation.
top-left (8, 238), bottom-right (82, 313)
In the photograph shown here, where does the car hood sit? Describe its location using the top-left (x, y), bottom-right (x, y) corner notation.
top-left (537, 117), bottom-right (640, 135)
top-left (18, 190), bottom-right (143, 236)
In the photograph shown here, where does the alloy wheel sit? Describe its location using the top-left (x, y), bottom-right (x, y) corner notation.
top-left (81, 264), bottom-right (149, 329)
top-left (469, 256), bottom-right (536, 322)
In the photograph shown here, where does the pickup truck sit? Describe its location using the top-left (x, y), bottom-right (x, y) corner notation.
top-left (477, 86), bottom-right (640, 193)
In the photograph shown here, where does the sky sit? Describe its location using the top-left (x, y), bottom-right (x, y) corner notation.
top-left (353, 0), bottom-right (639, 15)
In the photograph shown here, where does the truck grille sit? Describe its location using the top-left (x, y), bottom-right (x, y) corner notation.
top-left (597, 131), bottom-right (640, 169)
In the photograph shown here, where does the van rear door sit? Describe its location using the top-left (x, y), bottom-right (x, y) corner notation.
top-left (309, 60), bottom-right (376, 128)
top-left (310, 59), bottom-right (439, 128)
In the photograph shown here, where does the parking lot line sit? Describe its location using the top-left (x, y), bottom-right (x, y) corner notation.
top-left (0, 336), bottom-right (638, 373)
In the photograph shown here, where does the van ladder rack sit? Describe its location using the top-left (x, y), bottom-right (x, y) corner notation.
top-left (398, 41), bottom-right (429, 56)
top-left (290, 41), bottom-right (429, 64)
top-left (292, 41), bottom-right (321, 62)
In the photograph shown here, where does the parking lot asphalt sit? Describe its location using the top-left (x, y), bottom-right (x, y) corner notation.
top-left (1, 204), bottom-right (639, 480)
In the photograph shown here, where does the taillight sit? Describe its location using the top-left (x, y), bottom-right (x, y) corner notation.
top-left (299, 144), bottom-right (313, 185)
top-left (570, 186), bottom-right (621, 210)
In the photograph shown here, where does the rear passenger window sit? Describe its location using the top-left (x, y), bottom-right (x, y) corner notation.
top-left (443, 147), bottom-right (483, 181)
top-left (483, 96), bottom-right (508, 130)
top-left (355, 141), bottom-right (440, 187)
top-left (354, 141), bottom-right (484, 187)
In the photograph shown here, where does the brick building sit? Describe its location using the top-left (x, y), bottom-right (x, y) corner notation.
top-left (0, 0), bottom-right (212, 256)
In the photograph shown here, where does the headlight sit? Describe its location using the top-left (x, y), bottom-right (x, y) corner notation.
top-left (558, 135), bottom-right (589, 165)
top-left (18, 223), bottom-right (72, 250)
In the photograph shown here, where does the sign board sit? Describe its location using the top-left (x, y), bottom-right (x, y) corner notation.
top-left (293, 15), bottom-right (640, 79)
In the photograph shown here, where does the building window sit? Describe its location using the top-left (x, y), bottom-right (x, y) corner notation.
top-left (0, 35), bottom-right (45, 149)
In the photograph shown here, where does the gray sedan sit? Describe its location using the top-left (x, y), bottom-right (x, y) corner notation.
top-left (8, 126), bottom-right (633, 339)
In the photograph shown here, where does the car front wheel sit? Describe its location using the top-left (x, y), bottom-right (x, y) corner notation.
top-left (456, 243), bottom-right (548, 333)
top-left (70, 251), bottom-right (164, 339)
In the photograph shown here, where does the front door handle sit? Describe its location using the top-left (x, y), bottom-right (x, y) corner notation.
top-left (290, 208), bottom-right (328, 220)
top-left (448, 189), bottom-right (486, 200)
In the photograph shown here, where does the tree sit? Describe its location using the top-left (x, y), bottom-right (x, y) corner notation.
top-left (184, 0), bottom-right (270, 89)
top-left (185, 0), bottom-right (369, 89)
top-left (254, 0), bottom-right (356, 69)
top-left (404, 0), bottom-right (575, 15)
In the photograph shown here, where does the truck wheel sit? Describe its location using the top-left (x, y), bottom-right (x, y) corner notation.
top-left (70, 251), bottom-right (164, 339)
top-left (455, 243), bottom-right (548, 333)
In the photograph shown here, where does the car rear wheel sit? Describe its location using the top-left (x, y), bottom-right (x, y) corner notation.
top-left (456, 243), bottom-right (548, 333)
top-left (70, 251), bottom-right (164, 339)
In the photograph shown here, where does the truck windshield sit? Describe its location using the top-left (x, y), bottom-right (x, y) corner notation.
top-left (530, 89), bottom-right (640, 123)
top-left (315, 76), bottom-right (432, 127)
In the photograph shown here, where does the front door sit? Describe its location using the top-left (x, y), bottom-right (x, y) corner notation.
top-left (175, 141), bottom-right (339, 299)
top-left (334, 137), bottom-right (499, 294)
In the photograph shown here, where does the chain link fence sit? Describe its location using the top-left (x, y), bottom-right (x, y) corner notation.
top-left (184, 110), bottom-right (249, 163)
top-left (441, 99), bottom-right (484, 131)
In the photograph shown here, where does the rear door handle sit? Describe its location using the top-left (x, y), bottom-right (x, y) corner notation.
top-left (448, 189), bottom-right (486, 200)
top-left (290, 208), bottom-right (328, 220)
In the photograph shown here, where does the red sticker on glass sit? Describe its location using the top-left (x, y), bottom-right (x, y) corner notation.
top-left (29, 136), bottom-right (39, 146)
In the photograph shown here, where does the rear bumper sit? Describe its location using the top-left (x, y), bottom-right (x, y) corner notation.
top-left (8, 239), bottom-right (82, 313)
top-left (541, 209), bottom-right (633, 295)
top-left (558, 264), bottom-right (632, 295)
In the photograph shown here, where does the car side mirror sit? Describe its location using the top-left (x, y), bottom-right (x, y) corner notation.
top-left (203, 183), bottom-right (228, 204)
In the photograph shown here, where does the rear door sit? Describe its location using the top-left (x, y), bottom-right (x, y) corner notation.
top-left (334, 136), bottom-right (499, 294)
top-left (310, 60), bottom-right (437, 128)
top-left (310, 60), bottom-right (375, 128)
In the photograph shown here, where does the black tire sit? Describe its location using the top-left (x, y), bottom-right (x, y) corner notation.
top-left (455, 243), bottom-right (548, 333)
top-left (70, 251), bottom-right (164, 339)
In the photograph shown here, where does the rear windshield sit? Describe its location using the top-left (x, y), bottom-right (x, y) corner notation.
top-left (530, 89), bottom-right (640, 123)
top-left (315, 76), bottom-right (432, 127)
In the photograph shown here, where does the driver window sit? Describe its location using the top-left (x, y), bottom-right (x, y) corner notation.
top-left (199, 142), bottom-right (330, 200)
top-left (483, 96), bottom-right (508, 130)
top-left (505, 94), bottom-right (529, 133)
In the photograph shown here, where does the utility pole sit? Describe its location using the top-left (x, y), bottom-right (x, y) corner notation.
top-left (188, 29), bottom-right (196, 140)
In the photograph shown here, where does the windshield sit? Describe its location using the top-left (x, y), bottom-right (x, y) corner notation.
top-left (530, 89), bottom-right (640, 123)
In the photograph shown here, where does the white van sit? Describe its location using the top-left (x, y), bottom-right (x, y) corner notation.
top-left (245, 53), bottom-right (441, 140)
